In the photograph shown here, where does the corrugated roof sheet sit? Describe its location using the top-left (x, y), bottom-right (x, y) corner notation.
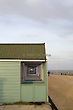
top-left (0, 43), bottom-right (46, 60)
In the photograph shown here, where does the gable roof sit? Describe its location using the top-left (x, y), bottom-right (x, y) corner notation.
top-left (0, 43), bottom-right (46, 60)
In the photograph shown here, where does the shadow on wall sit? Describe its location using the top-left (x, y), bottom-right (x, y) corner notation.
top-left (0, 78), bottom-right (5, 105)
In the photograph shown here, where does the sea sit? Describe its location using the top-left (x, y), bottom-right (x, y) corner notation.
top-left (48, 70), bottom-right (73, 75)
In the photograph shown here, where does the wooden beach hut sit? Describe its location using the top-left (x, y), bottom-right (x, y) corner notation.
top-left (0, 43), bottom-right (48, 105)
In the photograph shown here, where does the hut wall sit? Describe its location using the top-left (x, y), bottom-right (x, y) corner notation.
top-left (0, 61), bottom-right (48, 104)
top-left (21, 62), bottom-right (48, 102)
top-left (0, 62), bottom-right (20, 105)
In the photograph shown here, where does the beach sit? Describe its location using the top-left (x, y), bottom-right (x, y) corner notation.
top-left (48, 74), bottom-right (73, 110)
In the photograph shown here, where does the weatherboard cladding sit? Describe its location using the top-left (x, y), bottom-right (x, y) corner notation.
top-left (0, 62), bottom-right (48, 104)
top-left (0, 62), bottom-right (20, 104)
top-left (0, 44), bottom-right (46, 60)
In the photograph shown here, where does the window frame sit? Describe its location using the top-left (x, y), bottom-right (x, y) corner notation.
top-left (21, 62), bottom-right (44, 83)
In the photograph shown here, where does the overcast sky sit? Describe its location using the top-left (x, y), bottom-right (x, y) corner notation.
top-left (0, 0), bottom-right (73, 70)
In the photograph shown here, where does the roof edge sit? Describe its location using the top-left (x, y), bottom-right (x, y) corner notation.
top-left (0, 59), bottom-right (46, 62)
top-left (0, 42), bottom-right (45, 45)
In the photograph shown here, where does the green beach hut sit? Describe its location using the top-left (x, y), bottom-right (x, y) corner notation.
top-left (0, 43), bottom-right (48, 105)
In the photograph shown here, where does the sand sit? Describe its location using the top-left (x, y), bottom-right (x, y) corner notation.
top-left (0, 103), bottom-right (52, 110)
top-left (48, 74), bottom-right (73, 110)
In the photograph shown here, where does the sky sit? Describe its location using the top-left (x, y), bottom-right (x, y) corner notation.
top-left (0, 0), bottom-right (73, 70)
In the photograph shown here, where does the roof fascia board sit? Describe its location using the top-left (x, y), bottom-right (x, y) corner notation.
top-left (0, 59), bottom-right (46, 62)
top-left (0, 42), bottom-right (45, 45)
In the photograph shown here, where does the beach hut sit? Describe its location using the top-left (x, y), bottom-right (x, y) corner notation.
top-left (0, 43), bottom-right (48, 105)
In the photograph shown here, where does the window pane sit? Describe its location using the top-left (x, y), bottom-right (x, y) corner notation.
top-left (21, 62), bottom-right (44, 83)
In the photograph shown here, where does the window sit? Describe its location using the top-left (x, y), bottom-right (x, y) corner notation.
top-left (21, 62), bottom-right (44, 83)
top-left (27, 66), bottom-right (36, 74)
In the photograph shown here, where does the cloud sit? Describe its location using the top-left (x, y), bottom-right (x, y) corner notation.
top-left (0, 14), bottom-right (73, 46)
top-left (48, 50), bottom-right (73, 70)
top-left (0, 0), bottom-right (73, 21)
top-left (0, 0), bottom-right (73, 39)
top-left (46, 19), bottom-right (73, 39)
top-left (0, 0), bottom-right (73, 69)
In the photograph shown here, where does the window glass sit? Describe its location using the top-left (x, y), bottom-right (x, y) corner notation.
top-left (21, 62), bottom-right (44, 83)
top-left (27, 66), bottom-right (36, 74)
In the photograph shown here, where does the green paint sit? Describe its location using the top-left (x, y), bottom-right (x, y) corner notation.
top-left (21, 62), bottom-right (48, 102)
top-left (0, 61), bottom-right (48, 104)
top-left (0, 62), bottom-right (20, 104)
top-left (0, 44), bottom-right (46, 60)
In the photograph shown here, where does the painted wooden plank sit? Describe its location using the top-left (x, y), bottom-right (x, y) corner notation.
top-left (0, 62), bottom-right (20, 104)
top-left (21, 62), bottom-right (48, 102)
top-left (21, 85), bottom-right (34, 102)
top-left (34, 86), bottom-right (46, 102)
